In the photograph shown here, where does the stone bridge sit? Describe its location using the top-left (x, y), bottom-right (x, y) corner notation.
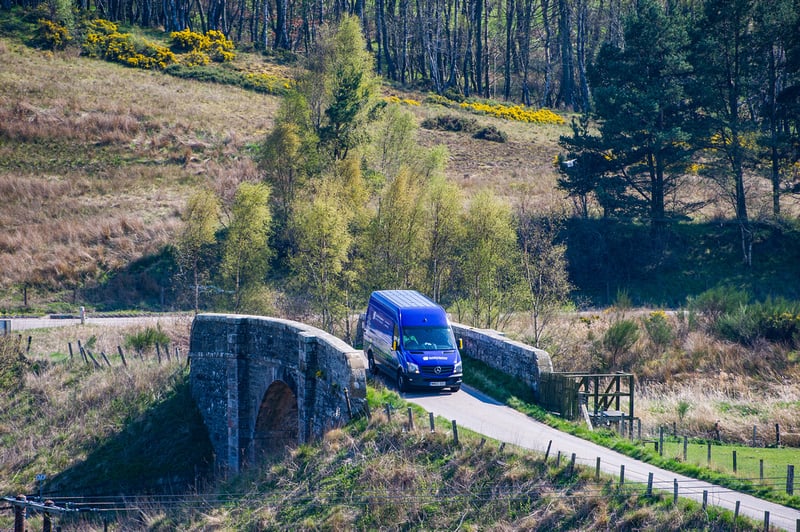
top-left (189, 314), bottom-right (552, 475)
top-left (189, 314), bottom-right (368, 474)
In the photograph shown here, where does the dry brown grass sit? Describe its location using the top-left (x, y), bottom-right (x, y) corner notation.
top-left (501, 310), bottom-right (800, 444)
top-left (0, 39), bottom-right (279, 304)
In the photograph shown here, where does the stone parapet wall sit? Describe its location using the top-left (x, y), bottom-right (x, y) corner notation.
top-left (452, 324), bottom-right (553, 398)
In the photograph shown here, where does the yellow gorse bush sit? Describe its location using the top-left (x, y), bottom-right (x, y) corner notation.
top-left (36, 19), bottom-right (72, 50)
top-left (384, 95), bottom-right (421, 106)
top-left (82, 19), bottom-right (176, 70)
top-left (459, 101), bottom-right (565, 125)
top-left (170, 28), bottom-right (236, 62)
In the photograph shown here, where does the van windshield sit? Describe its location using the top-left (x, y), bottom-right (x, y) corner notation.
top-left (402, 326), bottom-right (457, 350)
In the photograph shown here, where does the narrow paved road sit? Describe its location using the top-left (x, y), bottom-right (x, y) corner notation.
top-left (406, 385), bottom-right (800, 531)
top-left (6, 315), bottom-right (186, 331)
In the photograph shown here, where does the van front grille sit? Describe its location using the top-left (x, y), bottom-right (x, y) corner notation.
top-left (420, 365), bottom-right (455, 376)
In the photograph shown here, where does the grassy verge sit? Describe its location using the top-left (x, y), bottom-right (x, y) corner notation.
top-left (462, 354), bottom-right (800, 511)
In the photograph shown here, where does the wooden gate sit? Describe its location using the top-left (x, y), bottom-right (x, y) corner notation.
top-left (538, 372), bottom-right (635, 423)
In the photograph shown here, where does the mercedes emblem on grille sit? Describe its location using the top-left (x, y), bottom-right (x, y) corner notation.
top-left (434, 366), bottom-right (442, 374)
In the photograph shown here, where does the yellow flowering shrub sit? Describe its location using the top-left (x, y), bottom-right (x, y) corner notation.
top-left (459, 101), bottom-right (565, 124)
top-left (81, 19), bottom-right (175, 69)
top-left (170, 28), bottom-right (208, 52)
top-left (384, 95), bottom-right (421, 106)
top-left (36, 19), bottom-right (72, 50)
top-left (170, 28), bottom-right (235, 62)
top-left (182, 49), bottom-right (211, 66)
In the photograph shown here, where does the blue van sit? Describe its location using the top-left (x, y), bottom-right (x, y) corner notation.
top-left (363, 290), bottom-right (462, 392)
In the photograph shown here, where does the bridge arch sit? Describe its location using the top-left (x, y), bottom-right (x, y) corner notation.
top-left (253, 380), bottom-right (298, 459)
top-left (189, 314), bottom-right (367, 474)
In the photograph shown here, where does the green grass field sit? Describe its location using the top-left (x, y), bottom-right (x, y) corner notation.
top-left (658, 439), bottom-right (800, 493)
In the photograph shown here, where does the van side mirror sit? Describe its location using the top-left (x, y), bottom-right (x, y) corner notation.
top-left (392, 340), bottom-right (397, 351)
top-left (458, 338), bottom-right (463, 350)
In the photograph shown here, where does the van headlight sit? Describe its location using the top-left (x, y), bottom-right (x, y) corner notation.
top-left (454, 361), bottom-right (462, 374)
top-left (407, 361), bottom-right (419, 373)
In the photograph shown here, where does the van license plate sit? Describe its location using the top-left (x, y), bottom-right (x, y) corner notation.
top-left (430, 381), bottom-right (445, 387)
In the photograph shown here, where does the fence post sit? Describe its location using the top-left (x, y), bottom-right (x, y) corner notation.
top-left (673, 479), bottom-right (678, 505)
top-left (760, 459), bottom-right (764, 482)
top-left (733, 450), bottom-right (737, 474)
top-left (429, 412), bottom-right (434, 432)
top-left (385, 404), bottom-right (391, 422)
top-left (683, 436), bottom-right (687, 461)
top-left (545, 440), bottom-right (552, 461)
top-left (68, 342), bottom-right (74, 361)
top-left (596, 457), bottom-right (601, 481)
top-left (43, 501), bottom-right (54, 532)
top-left (637, 418), bottom-right (641, 440)
top-left (407, 407), bottom-right (413, 430)
top-left (451, 420), bottom-right (459, 446)
top-left (569, 453), bottom-right (576, 476)
top-left (787, 465), bottom-right (795, 496)
top-left (117, 345), bottom-right (127, 367)
top-left (702, 490), bottom-right (707, 510)
top-left (556, 451), bottom-right (561, 467)
top-left (753, 425), bottom-right (757, 447)
top-left (776, 424), bottom-right (781, 447)
top-left (764, 511), bottom-right (770, 532)
top-left (13, 495), bottom-right (25, 532)
top-left (619, 464), bottom-right (625, 487)
top-left (707, 441), bottom-right (712, 464)
top-left (734, 501), bottom-right (740, 521)
top-left (646, 472), bottom-right (653, 496)
top-left (659, 426), bottom-right (664, 456)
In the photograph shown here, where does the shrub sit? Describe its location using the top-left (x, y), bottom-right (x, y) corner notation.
top-left (459, 101), bottom-right (565, 124)
top-left (715, 305), bottom-right (761, 346)
top-left (472, 125), bottom-right (507, 143)
top-left (181, 49), bottom-right (210, 66)
top-left (602, 319), bottom-right (639, 368)
top-left (688, 286), bottom-right (750, 328)
top-left (643, 310), bottom-right (673, 349)
top-left (35, 19), bottom-right (71, 50)
top-left (421, 114), bottom-right (478, 133)
top-left (170, 28), bottom-right (207, 52)
top-left (124, 326), bottom-right (170, 355)
top-left (81, 19), bottom-right (175, 70)
top-left (170, 28), bottom-right (235, 62)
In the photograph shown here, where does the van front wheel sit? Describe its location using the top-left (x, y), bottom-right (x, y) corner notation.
top-left (368, 354), bottom-right (378, 375)
top-left (396, 370), bottom-right (408, 393)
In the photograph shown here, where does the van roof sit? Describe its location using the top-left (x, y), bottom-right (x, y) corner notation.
top-left (372, 290), bottom-right (437, 308)
top-left (370, 290), bottom-right (449, 327)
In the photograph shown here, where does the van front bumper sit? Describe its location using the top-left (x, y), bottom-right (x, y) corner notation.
top-left (406, 373), bottom-right (462, 388)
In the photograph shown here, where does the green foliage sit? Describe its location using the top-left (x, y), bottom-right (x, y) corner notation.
top-left (643, 311), bottom-right (674, 349)
top-left (124, 325), bottom-right (170, 354)
top-left (289, 179), bottom-right (353, 333)
top-left (301, 15), bottom-right (379, 163)
top-left (602, 319), bottom-right (639, 368)
top-left (221, 182), bottom-right (273, 310)
top-left (710, 297), bottom-right (800, 347)
top-left (689, 286), bottom-right (751, 325)
top-left (453, 189), bottom-right (521, 329)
